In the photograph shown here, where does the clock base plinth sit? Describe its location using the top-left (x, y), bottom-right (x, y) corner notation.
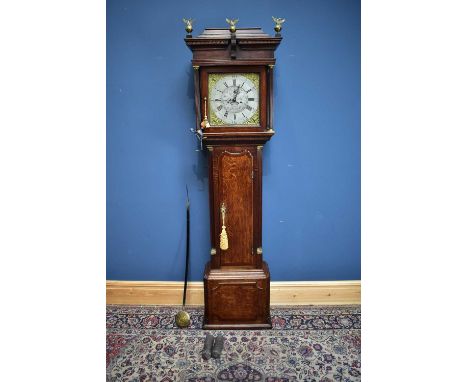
top-left (203, 261), bottom-right (272, 330)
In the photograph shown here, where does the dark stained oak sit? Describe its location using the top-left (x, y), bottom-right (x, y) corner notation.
top-left (185, 27), bottom-right (281, 329)
top-left (218, 149), bottom-right (253, 266)
top-left (203, 261), bottom-right (271, 329)
top-left (209, 146), bottom-right (264, 271)
top-left (186, 28), bottom-right (281, 67)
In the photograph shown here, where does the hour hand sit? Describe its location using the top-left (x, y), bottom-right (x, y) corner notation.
top-left (233, 87), bottom-right (240, 102)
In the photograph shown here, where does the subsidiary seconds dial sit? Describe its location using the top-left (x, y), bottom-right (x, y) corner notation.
top-left (209, 74), bottom-right (259, 125)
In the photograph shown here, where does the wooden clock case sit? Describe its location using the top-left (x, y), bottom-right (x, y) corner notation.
top-left (185, 27), bottom-right (282, 329)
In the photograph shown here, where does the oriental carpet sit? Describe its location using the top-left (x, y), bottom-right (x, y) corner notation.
top-left (106, 305), bottom-right (361, 382)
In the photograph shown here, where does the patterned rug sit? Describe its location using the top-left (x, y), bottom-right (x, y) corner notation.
top-left (107, 305), bottom-right (361, 382)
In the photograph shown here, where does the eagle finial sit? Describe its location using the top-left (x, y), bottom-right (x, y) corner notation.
top-left (182, 18), bottom-right (194, 35)
top-left (226, 18), bottom-right (239, 33)
top-left (272, 17), bottom-right (286, 34)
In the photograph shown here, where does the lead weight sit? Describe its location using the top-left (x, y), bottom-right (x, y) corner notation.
top-left (201, 333), bottom-right (215, 360)
top-left (211, 335), bottom-right (225, 359)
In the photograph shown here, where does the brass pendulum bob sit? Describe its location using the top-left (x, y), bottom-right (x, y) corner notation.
top-left (175, 309), bottom-right (190, 328)
top-left (175, 186), bottom-right (191, 328)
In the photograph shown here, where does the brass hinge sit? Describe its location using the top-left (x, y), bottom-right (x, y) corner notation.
top-left (210, 248), bottom-right (216, 256)
top-left (257, 247), bottom-right (263, 255)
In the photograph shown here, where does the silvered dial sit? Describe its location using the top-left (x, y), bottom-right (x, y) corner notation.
top-left (209, 74), bottom-right (259, 125)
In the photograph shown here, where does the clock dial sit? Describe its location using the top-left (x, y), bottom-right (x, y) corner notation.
top-left (208, 73), bottom-right (259, 125)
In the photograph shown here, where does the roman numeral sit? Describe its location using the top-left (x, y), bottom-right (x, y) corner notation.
top-left (248, 98), bottom-right (254, 101)
top-left (246, 105), bottom-right (252, 111)
top-left (234, 114), bottom-right (236, 121)
top-left (224, 111), bottom-right (228, 118)
top-left (246, 89), bottom-right (252, 93)
top-left (224, 82), bottom-right (228, 88)
top-left (233, 79), bottom-right (236, 86)
top-left (217, 105), bottom-right (223, 111)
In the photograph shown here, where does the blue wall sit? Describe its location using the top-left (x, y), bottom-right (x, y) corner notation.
top-left (107, 0), bottom-right (360, 281)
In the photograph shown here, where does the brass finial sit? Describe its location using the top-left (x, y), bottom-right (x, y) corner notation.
top-left (201, 97), bottom-right (210, 129)
top-left (226, 18), bottom-right (239, 33)
top-left (272, 16), bottom-right (285, 34)
top-left (182, 18), bottom-right (194, 35)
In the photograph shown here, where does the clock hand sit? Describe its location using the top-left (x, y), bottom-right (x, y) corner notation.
top-left (233, 86), bottom-right (240, 103)
top-left (228, 89), bottom-right (237, 104)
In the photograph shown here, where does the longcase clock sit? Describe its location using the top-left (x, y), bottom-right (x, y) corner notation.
top-left (185, 19), bottom-right (283, 329)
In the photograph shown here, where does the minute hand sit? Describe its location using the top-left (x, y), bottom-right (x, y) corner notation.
top-left (233, 87), bottom-right (240, 102)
